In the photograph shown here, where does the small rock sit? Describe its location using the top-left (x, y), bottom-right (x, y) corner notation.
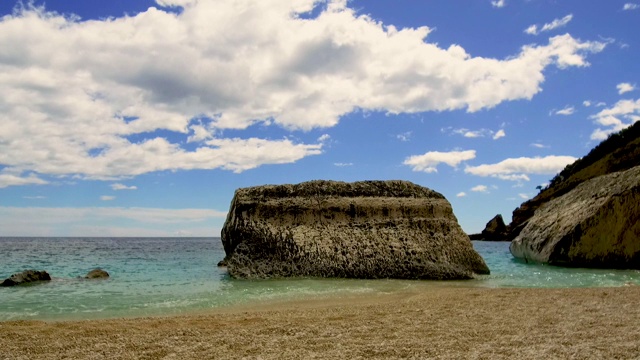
top-left (85, 268), bottom-right (110, 279)
top-left (1, 270), bottom-right (51, 287)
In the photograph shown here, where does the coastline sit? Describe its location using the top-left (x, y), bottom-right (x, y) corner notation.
top-left (2, 286), bottom-right (639, 359)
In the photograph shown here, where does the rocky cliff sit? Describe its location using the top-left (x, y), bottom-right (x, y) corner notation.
top-left (510, 165), bottom-right (640, 268)
top-left (507, 121), bottom-right (640, 240)
top-left (220, 180), bottom-right (490, 280)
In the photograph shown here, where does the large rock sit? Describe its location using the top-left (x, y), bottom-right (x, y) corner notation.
top-left (469, 214), bottom-right (509, 241)
top-left (1, 270), bottom-right (51, 287)
top-left (510, 166), bottom-right (640, 268)
top-left (221, 180), bottom-right (490, 280)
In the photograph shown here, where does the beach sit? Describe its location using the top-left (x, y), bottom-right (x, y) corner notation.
top-left (2, 286), bottom-right (639, 359)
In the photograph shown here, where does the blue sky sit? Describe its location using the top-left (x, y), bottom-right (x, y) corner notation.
top-left (0, 0), bottom-right (638, 237)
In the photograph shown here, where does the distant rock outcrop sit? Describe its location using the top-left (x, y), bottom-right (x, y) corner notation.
top-left (510, 166), bottom-right (640, 268)
top-left (1, 270), bottom-right (51, 287)
top-left (469, 214), bottom-right (509, 241)
top-left (84, 268), bottom-right (109, 279)
top-left (220, 180), bottom-right (490, 280)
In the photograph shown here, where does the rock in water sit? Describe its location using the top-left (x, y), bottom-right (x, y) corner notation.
top-left (221, 180), bottom-right (490, 280)
top-left (84, 268), bottom-right (110, 279)
top-left (469, 214), bottom-right (509, 241)
top-left (510, 166), bottom-right (640, 268)
top-left (1, 270), bottom-right (51, 287)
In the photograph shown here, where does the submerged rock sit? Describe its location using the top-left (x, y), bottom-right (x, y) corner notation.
top-left (221, 180), bottom-right (490, 280)
top-left (1, 270), bottom-right (51, 287)
top-left (84, 268), bottom-right (109, 279)
top-left (510, 166), bottom-right (640, 268)
top-left (469, 214), bottom-right (509, 241)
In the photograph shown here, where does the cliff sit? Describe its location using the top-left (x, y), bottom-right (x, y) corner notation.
top-left (510, 165), bottom-right (640, 268)
top-left (220, 180), bottom-right (490, 280)
top-left (508, 121), bottom-right (640, 239)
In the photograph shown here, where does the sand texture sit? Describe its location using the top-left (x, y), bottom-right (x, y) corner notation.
top-left (1, 286), bottom-right (639, 359)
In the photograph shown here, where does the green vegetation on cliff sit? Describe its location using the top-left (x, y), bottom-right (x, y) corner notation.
top-left (509, 121), bottom-right (640, 239)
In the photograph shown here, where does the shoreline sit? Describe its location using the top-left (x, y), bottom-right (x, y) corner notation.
top-left (2, 286), bottom-right (639, 359)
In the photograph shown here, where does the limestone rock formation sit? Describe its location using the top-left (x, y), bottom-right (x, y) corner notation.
top-left (84, 268), bottom-right (109, 279)
top-left (1, 270), bottom-right (51, 287)
top-left (469, 214), bottom-right (509, 241)
top-left (510, 166), bottom-right (640, 268)
top-left (221, 180), bottom-right (490, 280)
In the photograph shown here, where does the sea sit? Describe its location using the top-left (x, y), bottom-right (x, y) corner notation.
top-left (1, 237), bottom-right (639, 322)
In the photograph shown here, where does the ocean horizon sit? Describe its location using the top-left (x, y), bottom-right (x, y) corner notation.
top-left (1, 237), bottom-right (639, 322)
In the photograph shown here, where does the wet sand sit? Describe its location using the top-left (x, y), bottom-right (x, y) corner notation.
top-left (1, 286), bottom-right (639, 359)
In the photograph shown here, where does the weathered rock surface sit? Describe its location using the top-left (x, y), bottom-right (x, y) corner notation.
top-left (469, 214), bottom-right (509, 241)
top-left (84, 268), bottom-right (109, 279)
top-left (1, 270), bottom-right (51, 287)
top-left (510, 166), bottom-right (640, 268)
top-left (221, 180), bottom-right (490, 280)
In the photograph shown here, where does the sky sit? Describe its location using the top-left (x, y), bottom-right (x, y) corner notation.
top-left (0, 0), bottom-right (638, 237)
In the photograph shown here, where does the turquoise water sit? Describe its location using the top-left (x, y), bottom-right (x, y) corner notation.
top-left (1, 237), bottom-right (639, 321)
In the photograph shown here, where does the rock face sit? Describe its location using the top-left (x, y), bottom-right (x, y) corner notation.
top-left (84, 268), bottom-right (109, 279)
top-left (1, 270), bottom-right (51, 287)
top-left (469, 214), bottom-right (509, 241)
top-left (221, 180), bottom-right (490, 280)
top-left (510, 166), bottom-right (640, 268)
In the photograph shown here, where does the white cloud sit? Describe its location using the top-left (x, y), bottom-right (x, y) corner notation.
top-left (471, 185), bottom-right (489, 193)
top-left (525, 14), bottom-right (573, 35)
top-left (404, 150), bottom-right (476, 173)
top-left (0, 206), bottom-right (227, 236)
top-left (617, 82), bottom-right (636, 94)
top-left (583, 100), bottom-right (592, 107)
top-left (0, 3), bottom-right (605, 186)
top-left (524, 25), bottom-right (538, 35)
top-left (555, 106), bottom-right (575, 116)
top-left (589, 98), bottom-right (640, 140)
top-left (491, 0), bottom-right (506, 8)
top-left (518, 193), bottom-right (531, 200)
top-left (0, 172), bottom-right (48, 188)
top-left (623, 3), bottom-right (639, 10)
top-left (111, 183), bottom-right (138, 190)
top-left (493, 129), bottom-right (506, 140)
top-left (318, 134), bottom-right (331, 142)
top-left (334, 162), bottom-right (353, 167)
top-left (465, 155), bottom-right (577, 181)
top-left (456, 192), bottom-right (467, 197)
top-left (100, 195), bottom-right (116, 201)
top-left (397, 132), bottom-right (412, 142)
top-left (531, 143), bottom-right (548, 148)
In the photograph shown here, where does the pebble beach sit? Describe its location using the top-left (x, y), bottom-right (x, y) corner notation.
top-left (2, 286), bottom-right (639, 360)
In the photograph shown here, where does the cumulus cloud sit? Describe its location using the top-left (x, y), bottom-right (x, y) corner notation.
top-left (465, 155), bottom-right (577, 181)
top-left (554, 106), bottom-right (575, 115)
top-left (617, 82), bottom-right (636, 94)
top-left (397, 132), bottom-right (412, 142)
top-left (493, 129), bottom-right (506, 140)
top-left (590, 98), bottom-right (640, 140)
top-left (525, 14), bottom-right (573, 35)
top-left (456, 192), bottom-right (467, 197)
top-left (583, 100), bottom-right (592, 107)
top-left (404, 150), bottom-right (476, 173)
top-left (491, 0), bottom-right (506, 8)
top-left (111, 183), bottom-right (137, 190)
top-left (471, 185), bottom-right (489, 193)
top-left (0, 172), bottom-right (48, 188)
top-left (0, 2), bottom-right (605, 186)
top-left (623, 3), bottom-right (639, 10)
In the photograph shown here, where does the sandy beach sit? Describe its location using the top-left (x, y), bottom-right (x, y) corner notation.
top-left (1, 286), bottom-right (639, 359)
